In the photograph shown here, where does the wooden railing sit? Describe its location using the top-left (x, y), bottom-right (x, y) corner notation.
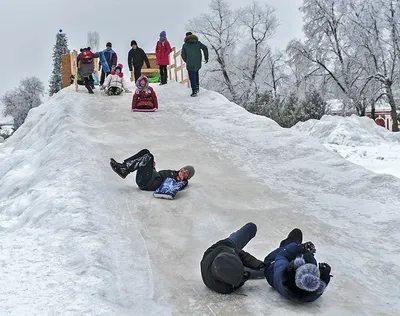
top-left (168, 47), bottom-right (190, 87)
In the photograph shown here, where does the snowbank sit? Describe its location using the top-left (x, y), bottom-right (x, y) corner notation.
top-left (292, 115), bottom-right (400, 178)
top-left (1, 83), bottom-right (400, 315)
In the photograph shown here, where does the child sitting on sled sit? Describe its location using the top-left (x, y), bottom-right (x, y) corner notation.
top-left (132, 76), bottom-right (158, 110)
top-left (102, 64), bottom-right (131, 95)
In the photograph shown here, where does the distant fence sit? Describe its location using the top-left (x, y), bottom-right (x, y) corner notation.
top-left (61, 46), bottom-right (189, 88)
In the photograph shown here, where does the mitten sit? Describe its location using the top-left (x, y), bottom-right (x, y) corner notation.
top-left (299, 241), bottom-right (316, 254)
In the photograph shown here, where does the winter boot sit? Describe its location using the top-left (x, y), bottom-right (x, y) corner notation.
top-left (110, 158), bottom-right (129, 179)
top-left (196, 85), bottom-right (200, 94)
top-left (114, 88), bottom-right (123, 95)
top-left (190, 89), bottom-right (198, 97)
top-left (279, 228), bottom-right (303, 247)
top-left (87, 86), bottom-right (94, 94)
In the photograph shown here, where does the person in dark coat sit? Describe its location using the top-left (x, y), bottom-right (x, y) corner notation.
top-left (264, 228), bottom-right (332, 302)
top-left (99, 42), bottom-right (118, 86)
top-left (109, 149), bottom-right (195, 191)
top-left (200, 222), bottom-right (266, 294)
top-left (181, 32), bottom-right (209, 97)
top-left (128, 40), bottom-right (151, 83)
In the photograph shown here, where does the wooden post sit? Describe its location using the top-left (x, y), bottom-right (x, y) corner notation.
top-left (61, 53), bottom-right (72, 88)
top-left (70, 50), bottom-right (78, 91)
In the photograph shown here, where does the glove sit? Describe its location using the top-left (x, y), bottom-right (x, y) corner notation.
top-left (243, 271), bottom-right (251, 281)
top-left (256, 262), bottom-right (267, 270)
top-left (319, 262), bottom-right (331, 277)
top-left (299, 241), bottom-right (316, 254)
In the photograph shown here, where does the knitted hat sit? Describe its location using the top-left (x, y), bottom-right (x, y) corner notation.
top-left (211, 252), bottom-right (244, 286)
top-left (106, 42), bottom-right (112, 47)
top-left (115, 63), bottom-right (123, 71)
top-left (160, 31), bottom-right (166, 37)
top-left (183, 165), bottom-right (195, 179)
top-left (186, 32), bottom-right (193, 36)
top-left (295, 263), bottom-right (321, 292)
top-left (131, 40), bottom-right (137, 46)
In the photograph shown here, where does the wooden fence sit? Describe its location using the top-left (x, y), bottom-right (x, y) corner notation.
top-left (167, 47), bottom-right (190, 87)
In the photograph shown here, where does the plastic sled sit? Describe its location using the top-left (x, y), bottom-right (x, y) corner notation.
top-left (132, 108), bottom-right (157, 112)
top-left (99, 51), bottom-right (111, 73)
top-left (153, 178), bottom-right (186, 200)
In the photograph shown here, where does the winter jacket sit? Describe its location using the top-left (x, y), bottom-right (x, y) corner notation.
top-left (132, 76), bottom-right (158, 109)
top-left (156, 40), bottom-right (172, 66)
top-left (103, 73), bottom-right (128, 91)
top-left (101, 48), bottom-right (118, 68)
top-left (139, 169), bottom-right (188, 191)
top-left (128, 47), bottom-right (150, 71)
top-left (77, 52), bottom-right (100, 77)
top-left (201, 239), bottom-right (265, 294)
top-left (264, 243), bottom-right (331, 302)
top-left (181, 34), bottom-right (209, 72)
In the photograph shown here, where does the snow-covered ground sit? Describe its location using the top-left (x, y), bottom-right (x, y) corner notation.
top-left (1, 82), bottom-right (400, 315)
top-left (293, 115), bottom-right (400, 179)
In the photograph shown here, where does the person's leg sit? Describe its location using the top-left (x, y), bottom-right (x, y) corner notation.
top-left (135, 154), bottom-right (156, 188)
top-left (123, 149), bottom-right (150, 166)
top-left (188, 71), bottom-right (197, 96)
top-left (114, 87), bottom-right (123, 95)
top-left (279, 228), bottom-right (303, 247)
top-left (162, 65), bottom-right (168, 83)
top-left (134, 66), bottom-right (142, 82)
top-left (110, 149), bottom-right (152, 180)
top-left (227, 222), bottom-right (257, 249)
top-left (100, 69), bottom-right (106, 85)
top-left (195, 71), bottom-right (200, 92)
top-left (84, 76), bottom-right (93, 93)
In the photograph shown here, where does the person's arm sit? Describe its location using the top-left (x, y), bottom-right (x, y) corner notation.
top-left (143, 50), bottom-right (150, 68)
top-left (128, 50), bottom-right (133, 71)
top-left (237, 250), bottom-right (266, 269)
top-left (158, 169), bottom-right (178, 180)
top-left (200, 42), bottom-right (209, 62)
top-left (273, 243), bottom-right (304, 299)
top-left (92, 52), bottom-right (100, 58)
top-left (151, 88), bottom-right (158, 109)
top-left (181, 45), bottom-right (187, 62)
top-left (132, 90), bottom-right (139, 108)
top-left (166, 41), bottom-right (172, 55)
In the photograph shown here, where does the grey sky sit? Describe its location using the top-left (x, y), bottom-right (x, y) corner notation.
top-left (0, 0), bottom-right (303, 98)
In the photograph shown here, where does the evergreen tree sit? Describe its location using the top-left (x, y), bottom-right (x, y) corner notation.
top-left (49, 29), bottom-right (69, 96)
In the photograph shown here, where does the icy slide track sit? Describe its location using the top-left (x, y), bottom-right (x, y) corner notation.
top-left (0, 82), bottom-right (399, 316)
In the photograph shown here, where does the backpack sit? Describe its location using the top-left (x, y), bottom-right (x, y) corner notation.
top-left (81, 49), bottom-right (93, 64)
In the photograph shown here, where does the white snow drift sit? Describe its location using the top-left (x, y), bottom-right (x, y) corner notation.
top-left (293, 115), bottom-right (400, 178)
top-left (0, 83), bottom-right (400, 316)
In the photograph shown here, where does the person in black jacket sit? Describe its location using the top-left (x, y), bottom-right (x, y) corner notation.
top-left (200, 222), bottom-right (266, 294)
top-left (264, 228), bottom-right (332, 302)
top-left (109, 149), bottom-right (195, 191)
top-left (128, 40), bottom-right (151, 83)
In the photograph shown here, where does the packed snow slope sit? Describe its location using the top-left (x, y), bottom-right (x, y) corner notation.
top-left (1, 82), bottom-right (400, 316)
top-left (293, 115), bottom-right (400, 178)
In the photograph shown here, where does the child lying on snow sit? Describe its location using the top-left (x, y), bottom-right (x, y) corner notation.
top-left (102, 64), bottom-right (131, 95)
top-left (110, 149), bottom-right (195, 191)
top-left (132, 76), bottom-right (158, 110)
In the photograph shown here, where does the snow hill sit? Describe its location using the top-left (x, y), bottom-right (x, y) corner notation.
top-left (293, 115), bottom-right (400, 179)
top-left (1, 82), bottom-right (400, 316)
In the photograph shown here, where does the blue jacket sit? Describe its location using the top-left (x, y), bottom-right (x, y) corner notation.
top-left (265, 243), bottom-right (328, 302)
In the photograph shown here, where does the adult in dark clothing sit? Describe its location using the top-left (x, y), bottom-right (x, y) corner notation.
top-left (200, 222), bottom-right (266, 294)
top-left (100, 42), bottom-right (118, 86)
top-left (264, 228), bottom-right (332, 302)
top-left (128, 40), bottom-right (151, 83)
top-left (109, 149), bottom-right (195, 191)
top-left (181, 32), bottom-right (209, 97)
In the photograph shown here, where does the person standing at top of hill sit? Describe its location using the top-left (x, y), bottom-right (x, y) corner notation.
top-left (99, 42), bottom-right (118, 87)
top-left (181, 32), bottom-right (209, 97)
top-left (128, 40), bottom-right (151, 83)
top-left (155, 31), bottom-right (172, 85)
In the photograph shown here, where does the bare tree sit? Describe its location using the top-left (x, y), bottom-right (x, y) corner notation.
top-left (187, 0), bottom-right (239, 103)
top-left (87, 31), bottom-right (100, 52)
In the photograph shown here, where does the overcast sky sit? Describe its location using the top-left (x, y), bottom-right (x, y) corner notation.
top-left (0, 0), bottom-right (303, 99)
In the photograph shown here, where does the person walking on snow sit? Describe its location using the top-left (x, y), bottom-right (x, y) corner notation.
top-left (128, 40), bottom-right (151, 83)
top-left (181, 32), bottom-right (209, 97)
top-left (201, 222), bottom-right (266, 294)
top-left (102, 64), bottom-right (131, 95)
top-left (156, 31), bottom-right (172, 85)
top-left (99, 42), bottom-right (118, 87)
top-left (131, 76), bottom-right (158, 110)
top-left (77, 47), bottom-right (99, 94)
top-left (110, 149), bottom-right (195, 191)
top-left (264, 228), bottom-right (332, 302)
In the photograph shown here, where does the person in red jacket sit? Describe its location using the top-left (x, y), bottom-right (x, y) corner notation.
top-left (156, 31), bottom-right (172, 85)
top-left (132, 76), bottom-right (158, 110)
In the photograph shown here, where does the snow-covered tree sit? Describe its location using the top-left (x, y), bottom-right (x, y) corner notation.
top-left (1, 77), bottom-right (44, 130)
top-left (87, 31), bottom-right (100, 52)
top-left (49, 29), bottom-right (69, 97)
